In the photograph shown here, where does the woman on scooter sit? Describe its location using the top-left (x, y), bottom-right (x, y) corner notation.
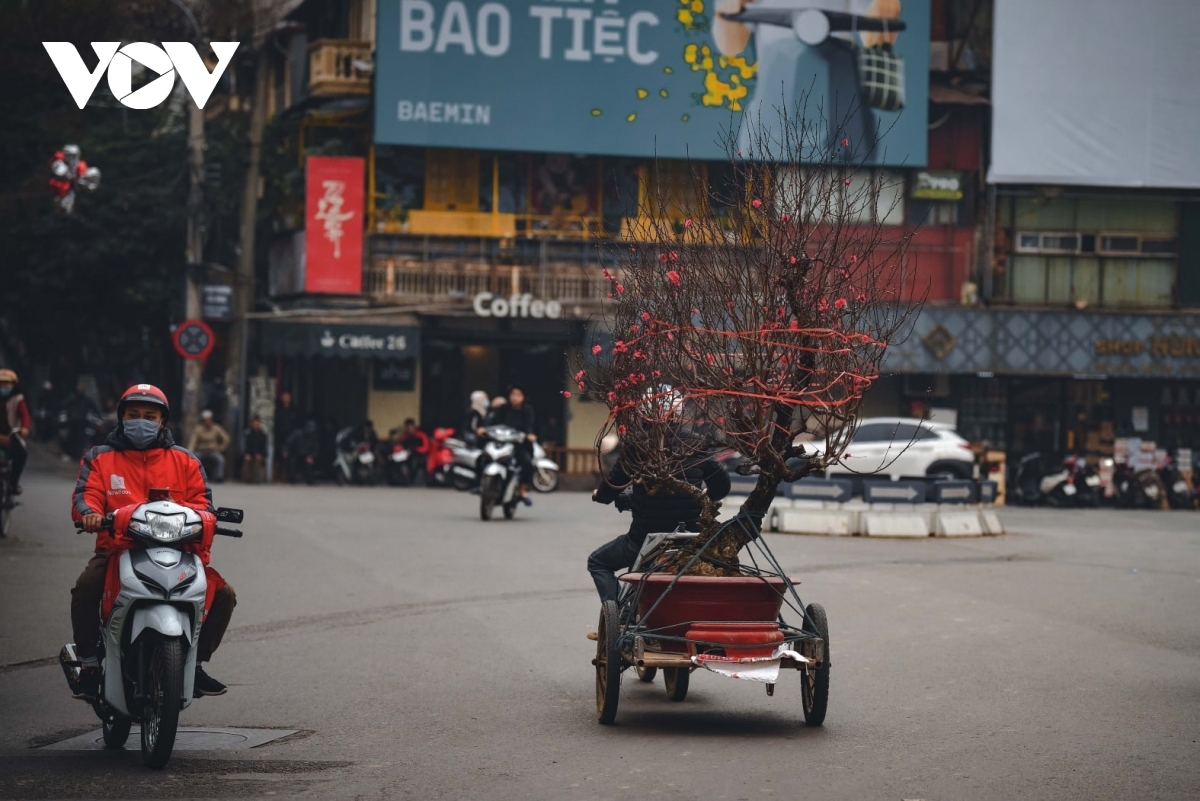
top-left (486, 386), bottom-right (537, 506)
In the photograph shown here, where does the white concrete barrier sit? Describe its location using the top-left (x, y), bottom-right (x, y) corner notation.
top-left (861, 512), bottom-right (930, 537)
top-left (935, 510), bottom-right (985, 537)
top-left (777, 508), bottom-right (856, 536)
top-left (980, 510), bottom-right (1005, 535)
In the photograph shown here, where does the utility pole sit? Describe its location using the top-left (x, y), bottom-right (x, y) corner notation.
top-left (173, 0), bottom-right (206, 446)
top-left (223, 41), bottom-right (271, 445)
top-left (181, 101), bottom-right (205, 443)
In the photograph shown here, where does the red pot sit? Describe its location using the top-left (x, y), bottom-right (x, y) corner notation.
top-left (619, 573), bottom-right (790, 653)
top-left (684, 623), bottom-right (784, 658)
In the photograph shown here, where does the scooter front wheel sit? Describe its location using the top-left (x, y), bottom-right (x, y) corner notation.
top-left (141, 636), bottom-right (184, 769)
top-left (102, 712), bottom-right (132, 748)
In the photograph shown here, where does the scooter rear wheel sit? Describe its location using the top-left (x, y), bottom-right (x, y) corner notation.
top-left (141, 636), bottom-right (184, 769)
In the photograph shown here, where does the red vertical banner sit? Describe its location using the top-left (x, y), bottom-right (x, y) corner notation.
top-left (304, 156), bottom-right (365, 294)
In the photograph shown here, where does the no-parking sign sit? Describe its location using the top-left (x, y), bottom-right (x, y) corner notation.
top-left (172, 319), bottom-right (215, 361)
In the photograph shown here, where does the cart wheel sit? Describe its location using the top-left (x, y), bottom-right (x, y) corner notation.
top-left (636, 665), bottom-right (657, 683)
top-left (664, 667), bottom-right (689, 701)
top-left (595, 600), bottom-right (622, 724)
top-left (801, 603), bottom-right (830, 727)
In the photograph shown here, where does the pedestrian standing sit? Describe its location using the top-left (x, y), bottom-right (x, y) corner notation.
top-left (241, 415), bottom-right (269, 483)
top-left (274, 391), bottom-right (301, 482)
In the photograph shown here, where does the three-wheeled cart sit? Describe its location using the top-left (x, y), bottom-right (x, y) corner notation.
top-left (593, 514), bottom-right (829, 725)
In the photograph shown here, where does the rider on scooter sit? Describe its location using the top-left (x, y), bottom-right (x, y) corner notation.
top-left (587, 387), bottom-right (731, 603)
top-left (70, 384), bottom-right (236, 701)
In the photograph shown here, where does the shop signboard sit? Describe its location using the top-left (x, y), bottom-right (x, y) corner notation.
top-left (260, 322), bottom-right (421, 360)
top-left (374, 0), bottom-right (930, 164)
top-left (305, 157), bottom-right (365, 294)
top-left (884, 308), bottom-right (1200, 379)
top-left (911, 170), bottom-right (962, 200)
top-left (374, 359), bottom-right (417, 391)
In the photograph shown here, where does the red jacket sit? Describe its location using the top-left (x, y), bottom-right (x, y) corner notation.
top-left (72, 429), bottom-right (216, 561)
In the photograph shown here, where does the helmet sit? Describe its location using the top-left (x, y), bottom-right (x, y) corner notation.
top-left (117, 384), bottom-right (170, 422)
top-left (641, 384), bottom-right (685, 421)
top-left (0, 368), bottom-right (17, 384)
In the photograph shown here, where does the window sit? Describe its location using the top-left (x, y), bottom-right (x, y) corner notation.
top-left (915, 426), bottom-right (939, 441)
top-left (851, 424), bottom-right (893, 443)
top-left (1098, 234), bottom-right (1140, 254)
top-left (775, 168), bottom-right (904, 225)
top-left (1016, 232), bottom-right (1081, 254)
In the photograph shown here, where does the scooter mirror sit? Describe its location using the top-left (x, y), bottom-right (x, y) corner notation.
top-left (215, 507), bottom-right (244, 524)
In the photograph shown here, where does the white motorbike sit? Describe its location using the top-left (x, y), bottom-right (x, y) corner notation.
top-left (61, 501), bottom-right (244, 768)
top-left (333, 427), bottom-right (377, 485)
top-left (450, 436), bottom-right (559, 494)
top-left (478, 425), bottom-right (527, 521)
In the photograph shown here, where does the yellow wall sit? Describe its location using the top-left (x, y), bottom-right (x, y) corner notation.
top-left (368, 367), bottom-right (422, 435)
top-left (566, 392), bottom-right (611, 450)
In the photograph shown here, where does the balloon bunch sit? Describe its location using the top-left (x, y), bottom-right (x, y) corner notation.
top-left (49, 144), bottom-right (101, 213)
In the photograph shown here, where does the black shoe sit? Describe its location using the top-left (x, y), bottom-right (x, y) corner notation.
top-left (12, 484), bottom-right (22, 495)
top-left (72, 666), bottom-right (102, 701)
top-left (193, 666), bottom-right (227, 698)
top-left (521, 495), bottom-right (533, 507)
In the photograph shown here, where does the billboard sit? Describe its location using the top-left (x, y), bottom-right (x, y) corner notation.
top-left (374, 0), bottom-right (929, 165)
top-left (304, 156), bottom-right (365, 294)
top-left (991, 0), bottom-right (1200, 189)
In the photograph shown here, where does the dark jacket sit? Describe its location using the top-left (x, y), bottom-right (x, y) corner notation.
top-left (244, 428), bottom-right (269, 458)
top-left (595, 452), bottom-right (731, 538)
top-left (488, 403), bottom-right (536, 437)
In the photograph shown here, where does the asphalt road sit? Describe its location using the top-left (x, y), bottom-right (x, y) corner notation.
top-left (2, 452), bottom-right (1199, 800)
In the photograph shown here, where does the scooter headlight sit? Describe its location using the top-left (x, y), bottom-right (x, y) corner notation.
top-left (132, 512), bottom-right (201, 542)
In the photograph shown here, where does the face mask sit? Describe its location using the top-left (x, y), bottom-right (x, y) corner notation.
top-left (123, 418), bottom-right (162, 450)
top-left (0, 387), bottom-right (11, 398)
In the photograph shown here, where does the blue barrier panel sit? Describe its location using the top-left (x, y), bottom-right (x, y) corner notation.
top-left (863, 481), bottom-right (926, 504)
top-left (785, 478), bottom-right (854, 503)
top-left (934, 480), bottom-right (977, 504)
top-left (977, 481), bottom-right (998, 504)
top-left (725, 473), bottom-right (785, 496)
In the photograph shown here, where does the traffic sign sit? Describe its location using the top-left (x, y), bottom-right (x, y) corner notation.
top-left (172, 319), bottom-right (215, 361)
top-left (934, 480), bottom-right (977, 504)
top-left (786, 478), bottom-right (853, 503)
top-left (863, 480), bottom-right (926, 504)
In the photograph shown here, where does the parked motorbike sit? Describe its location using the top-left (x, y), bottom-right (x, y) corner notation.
top-left (333, 428), bottom-right (377, 485)
top-left (531, 441), bottom-right (560, 492)
top-left (478, 425), bottom-right (526, 520)
top-left (1112, 462), bottom-right (1164, 509)
top-left (61, 501), bottom-right (245, 768)
top-left (422, 427), bottom-right (457, 487)
top-left (1157, 457), bottom-right (1194, 509)
top-left (385, 443), bottom-right (419, 485)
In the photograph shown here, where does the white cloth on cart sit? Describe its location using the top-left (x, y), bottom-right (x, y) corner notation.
top-left (690, 645), bottom-right (809, 683)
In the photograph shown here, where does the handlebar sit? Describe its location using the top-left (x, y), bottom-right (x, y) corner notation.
top-left (216, 526), bottom-right (243, 538)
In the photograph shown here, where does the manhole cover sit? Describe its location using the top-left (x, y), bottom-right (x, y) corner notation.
top-left (41, 727), bottom-right (299, 751)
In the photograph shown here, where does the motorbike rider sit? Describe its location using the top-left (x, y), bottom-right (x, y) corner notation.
top-left (70, 384), bottom-right (235, 701)
top-left (485, 386), bottom-right (537, 505)
top-left (60, 380), bottom-right (100, 460)
top-left (464, 391), bottom-right (490, 447)
top-left (587, 390), bottom-right (731, 603)
top-left (1, 369), bottom-right (31, 495)
top-left (188, 410), bottom-right (231, 483)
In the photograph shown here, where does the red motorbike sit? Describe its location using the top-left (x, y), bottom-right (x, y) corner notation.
top-left (424, 427), bottom-right (456, 487)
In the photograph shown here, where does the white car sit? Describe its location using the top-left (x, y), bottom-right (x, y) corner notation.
top-left (800, 417), bottom-right (976, 481)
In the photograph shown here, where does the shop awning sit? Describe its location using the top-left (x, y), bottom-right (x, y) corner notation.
top-left (259, 319), bottom-right (420, 360)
